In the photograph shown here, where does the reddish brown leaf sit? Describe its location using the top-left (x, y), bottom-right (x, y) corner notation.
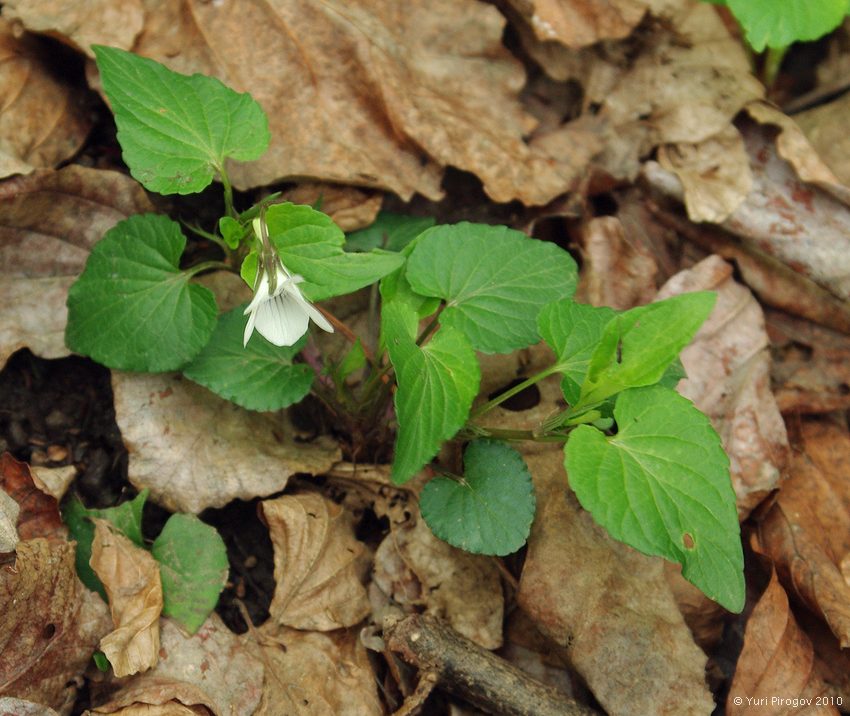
top-left (0, 454), bottom-right (63, 542)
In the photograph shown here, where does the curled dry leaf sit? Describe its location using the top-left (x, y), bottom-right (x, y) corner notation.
top-left (517, 448), bottom-right (714, 716)
top-left (262, 492), bottom-right (370, 631)
top-left (111, 372), bottom-right (340, 513)
top-left (0, 19), bottom-right (91, 179)
top-left (372, 512), bottom-right (504, 650)
top-left (755, 419), bottom-right (850, 647)
top-left (91, 519), bottom-right (162, 677)
top-left (0, 538), bottom-right (111, 712)
top-left (282, 184), bottom-right (383, 233)
top-left (656, 255), bottom-right (789, 517)
top-left (89, 614), bottom-right (263, 716)
top-left (253, 624), bottom-right (381, 716)
top-left (727, 566), bottom-right (837, 716)
top-left (0, 453), bottom-right (64, 542)
top-left (0, 166), bottom-right (155, 367)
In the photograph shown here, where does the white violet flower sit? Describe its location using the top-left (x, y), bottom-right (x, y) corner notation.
top-left (243, 219), bottom-right (334, 347)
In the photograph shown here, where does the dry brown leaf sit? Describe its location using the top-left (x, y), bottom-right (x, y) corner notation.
top-left (0, 19), bottom-right (91, 179)
top-left (574, 215), bottom-right (658, 309)
top-left (499, 609), bottom-right (575, 696)
top-left (756, 419), bottom-right (850, 647)
top-left (3, 0), bottom-right (143, 56)
top-left (262, 492), bottom-right (370, 631)
top-left (30, 465), bottom-right (77, 502)
top-left (656, 255), bottom-right (789, 516)
top-left (372, 512), bottom-right (504, 649)
top-left (517, 448), bottom-right (714, 716)
top-left (0, 453), bottom-right (64, 542)
top-left (795, 93), bottom-right (850, 188)
top-left (0, 490), bottom-right (18, 552)
top-left (727, 567), bottom-right (837, 716)
top-left (0, 538), bottom-right (111, 712)
top-left (0, 697), bottom-right (60, 715)
top-left (89, 614), bottom-right (263, 716)
top-left (253, 624), bottom-right (381, 716)
top-left (111, 372), bottom-right (340, 513)
top-left (91, 519), bottom-right (162, 677)
top-left (663, 563), bottom-right (725, 652)
top-left (0, 166), bottom-right (156, 367)
top-left (281, 183), bottom-right (382, 233)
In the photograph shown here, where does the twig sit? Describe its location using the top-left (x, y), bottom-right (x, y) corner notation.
top-left (383, 614), bottom-right (597, 716)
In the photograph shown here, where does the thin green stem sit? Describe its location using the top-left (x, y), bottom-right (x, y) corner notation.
top-left (763, 45), bottom-right (788, 90)
top-left (458, 425), bottom-right (568, 443)
top-left (219, 165), bottom-right (236, 218)
top-left (470, 365), bottom-right (559, 420)
top-left (183, 221), bottom-right (230, 254)
top-left (184, 260), bottom-right (231, 277)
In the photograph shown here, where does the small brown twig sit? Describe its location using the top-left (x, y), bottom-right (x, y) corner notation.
top-left (383, 614), bottom-right (598, 716)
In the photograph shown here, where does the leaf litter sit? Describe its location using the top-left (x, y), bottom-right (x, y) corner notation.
top-left (2, 0), bottom-right (850, 713)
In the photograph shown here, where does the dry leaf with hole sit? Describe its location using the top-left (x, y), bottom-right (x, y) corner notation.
top-left (518, 448), bottom-right (714, 716)
top-left (262, 492), bottom-right (370, 631)
top-left (372, 512), bottom-right (504, 649)
top-left (91, 519), bottom-right (162, 677)
top-left (0, 538), bottom-right (111, 712)
top-left (727, 566), bottom-right (837, 716)
top-left (89, 614), bottom-right (263, 716)
top-left (755, 419), bottom-right (850, 647)
top-left (0, 19), bottom-right (91, 179)
top-left (111, 372), bottom-right (340, 513)
top-left (656, 256), bottom-right (788, 517)
top-left (0, 166), bottom-right (155, 367)
top-left (253, 624), bottom-right (381, 716)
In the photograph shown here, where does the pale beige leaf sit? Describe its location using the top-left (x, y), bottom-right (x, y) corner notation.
top-left (0, 19), bottom-right (91, 178)
top-left (656, 256), bottom-right (789, 516)
top-left (253, 624), bottom-right (381, 716)
top-left (0, 697), bottom-right (59, 715)
top-left (518, 449), bottom-right (714, 716)
top-left (795, 94), bottom-right (850, 188)
top-left (373, 513), bottom-right (503, 649)
top-left (91, 520), bottom-right (162, 677)
top-left (0, 490), bottom-right (19, 552)
top-left (89, 614), bottom-right (263, 716)
top-left (0, 539), bottom-right (111, 712)
top-left (111, 372), bottom-right (340, 513)
top-left (262, 492), bottom-right (370, 631)
top-left (4, 0), bottom-right (143, 56)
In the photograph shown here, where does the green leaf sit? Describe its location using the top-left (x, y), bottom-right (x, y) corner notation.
top-left (219, 216), bottom-right (244, 250)
top-left (63, 491), bottom-right (148, 599)
top-left (537, 300), bottom-right (616, 404)
top-left (564, 385), bottom-right (744, 612)
top-left (264, 203), bottom-right (404, 300)
top-left (726, 0), bottom-right (847, 51)
top-left (346, 212), bottom-right (436, 252)
top-left (93, 46), bottom-right (270, 195)
top-left (406, 223), bottom-right (578, 353)
top-left (65, 214), bottom-right (218, 371)
top-left (182, 305), bottom-right (313, 411)
top-left (578, 292), bottom-right (715, 408)
top-left (420, 440), bottom-right (535, 556)
top-left (335, 339), bottom-right (367, 380)
top-left (383, 300), bottom-right (480, 484)
top-left (151, 514), bottom-right (229, 634)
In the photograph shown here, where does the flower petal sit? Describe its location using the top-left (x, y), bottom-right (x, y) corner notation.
top-left (254, 291), bottom-right (310, 346)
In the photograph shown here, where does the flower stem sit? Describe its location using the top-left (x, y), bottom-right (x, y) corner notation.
top-left (219, 165), bottom-right (236, 219)
top-left (470, 365), bottom-right (558, 420)
top-left (183, 221), bottom-right (230, 255)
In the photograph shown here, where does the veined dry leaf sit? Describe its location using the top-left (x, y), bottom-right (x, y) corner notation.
top-left (727, 566), bottom-right (836, 716)
top-left (253, 624), bottom-right (381, 716)
top-left (372, 512), bottom-right (504, 649)
top-left (518, 448), bottom-right (714, 716)
top-left (262, 492), bottom-right (370, 631)
top-left (111, 372), bottom-right (340, 513)
top-left (574, 215), bottom-right (658, 309)
top-left (0, 453), bottom-right (64, 542)
top-left (91, 519), bottom-right (162, 677)
top-left (89, 614), bottom-right (263, 716)
top-left (656, 256), bottom-right (789, 517)
top-left (756, 419), bottom-right (850, 647)
top-left (0, 539), bottom-right (111, 712)
top-left (3, 0), bottom-right (143, 56)
top-left (0, 19), bottom-right (91, 179)
top-left (282, 184), bottom-right (382, 233)
top-left (0, 490), bottom-right (18, 553)
top-left (0, 166), bottom-right (155, 367)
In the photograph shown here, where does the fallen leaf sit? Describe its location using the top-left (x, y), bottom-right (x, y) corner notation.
top-left (727, 566), bottom-right (837, 716)
top-left (499, 609), bottom-right (575, 696)
top-left (262, 492), bottom-right (370, 631)
top-left (756, 419), bottom-right (850, 647)
top-left (89, 614), bottom-right (263, 716)
top-left (29, 465), bottom-right (77, 502)
top-left (372, 511), bottom-right (504, 649)
top-left (0, 19), bottom-right (91, 179)
top-left (663, 563), bottom-right (726, 652)
top-left (656, 255), bottom-right (789, 516)
top-left (517, 448), bottom-right (714, 716)
top-left (282, 184), bottom-right (382, 232)
top-left (91, 519), bottom-right (162, 677)
top-left (0, 538), bottom-right (111, 712)
top-left (0, 453), bottom-right (64, 542)
top-left (253, 624), bottom-right (382, 716)
top-left (111, 372), bottom-right (340, 513)
top-left (795, 93), bottom-right (850, 188)
top-left (0, 166), bottom-right (155, 367)
top-left (0, 491), bottom-right (18, 552)
top-left (0, 697), bottom-right (59, 715)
